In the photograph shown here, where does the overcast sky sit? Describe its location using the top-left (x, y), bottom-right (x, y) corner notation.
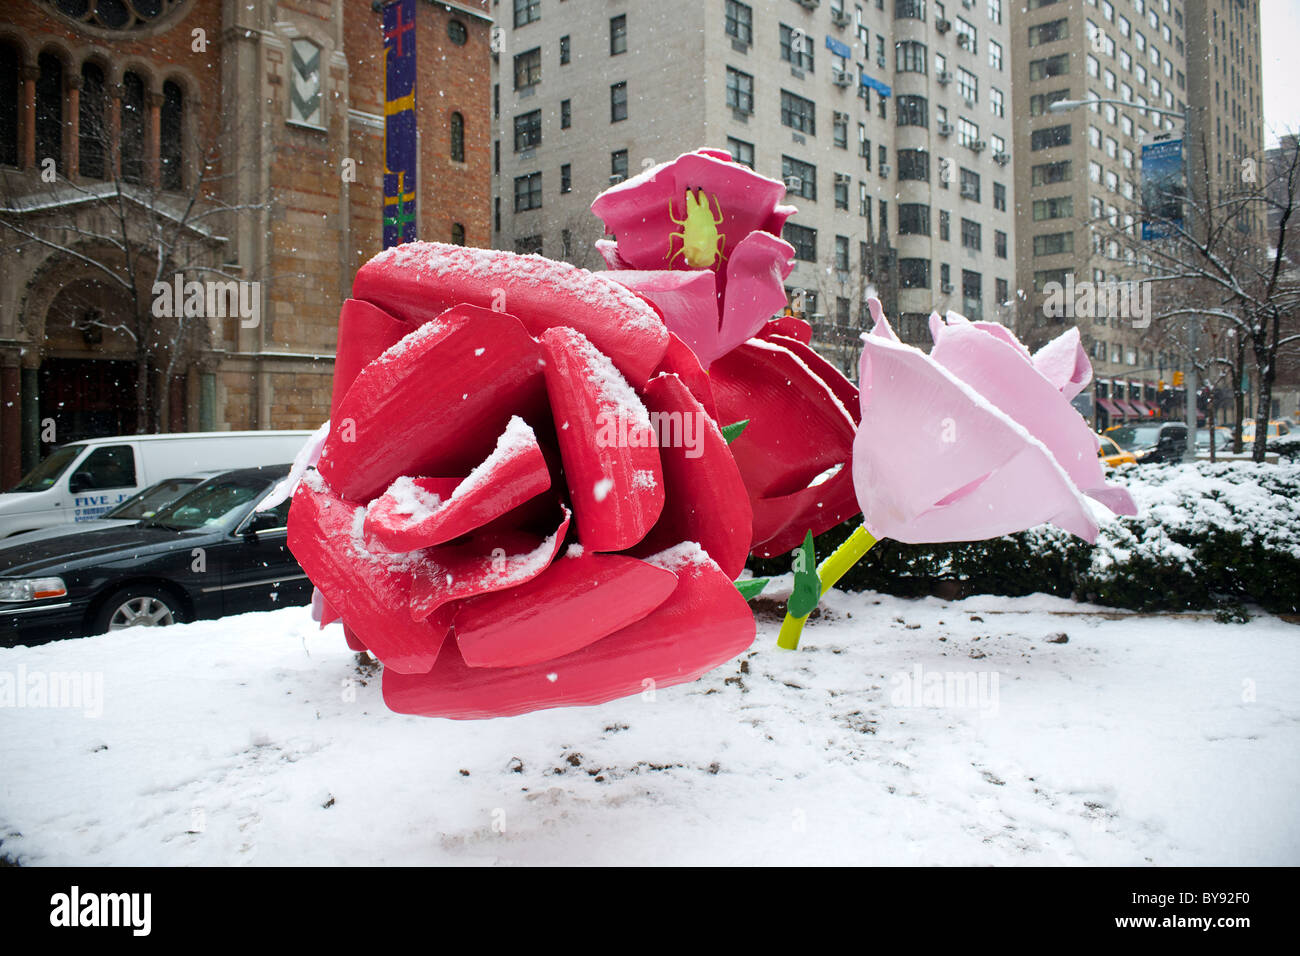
top-left (1261, 1), bottom-right (1300, 146)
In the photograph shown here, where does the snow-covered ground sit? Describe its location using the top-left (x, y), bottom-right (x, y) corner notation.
top-left (2, 586), bottom-right (1297, 866)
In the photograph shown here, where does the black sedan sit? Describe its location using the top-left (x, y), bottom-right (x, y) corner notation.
top-left (0, 466), bottom-right (312, 647)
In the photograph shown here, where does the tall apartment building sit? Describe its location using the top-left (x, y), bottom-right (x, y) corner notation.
top-left (1013, 0), bottom-right (1262, 427)
top-left (491, 0), bottom-right (1017, 375)
top-left (1183, 0), bottom-right (1263, 237)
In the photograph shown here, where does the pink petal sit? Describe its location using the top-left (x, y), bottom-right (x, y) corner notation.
top-left (1033, 326), bottom-right (1094, 400)
top-left (855, 323), bottom-right (1101, 543)
top-left (539, 327), bottom-right (665, 552)
top-left (716, 232), bottom-right (796, 361)
top-left (365, 417), bottom-right (551, 551)
top-left (454, 550), bottom-right (678, 668)
top-left (929, 318), bottom-right (1134, 518)
top-left (595, 238), bottom-right (631, 270)
top-left (600, 269), bottom-right (723, 368)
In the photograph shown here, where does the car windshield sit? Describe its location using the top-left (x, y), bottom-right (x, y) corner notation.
top-left (103, 478), bottom-right (203, 520)
top-left (142, 477), bottom-right (268, 531)
top-left (1106, 425), bottom-right (1162, 450)
top-left (7, 445), bottom-right (83, 493)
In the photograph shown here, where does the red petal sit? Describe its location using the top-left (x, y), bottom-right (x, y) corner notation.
top-left (383, 550), bottom-right (755, 719)
top-left (408, 504), bottom-right (571, 622)
top-left (539, 327), bottom-right (664, 551)
top-left (343, 625), bottom-right (367, 651)
top-left (287, 477), bottom-right (451, 674)
top-left (318, 304), bottom-right (546, 502)
top-left (454, 550), bottom-right (677, 668)
top-left (761, 316), bottom-right (812, 344)
top-left (710, 338), bottom-right (860, 556)
top-left (766, 333), bottom-right (862, 428)
top-left (365, 418), bottom-right (551, 551)
top-left (331, 299), bottom-right (412, 419)
top-left (653, 331), bottom-right (719, 420)
top-left (353, 242), bottom-right (668, 387)
top-left (630, 374), bottom-right (752, 579)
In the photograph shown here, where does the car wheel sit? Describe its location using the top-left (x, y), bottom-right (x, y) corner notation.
top-left (94, 587), bottom-right (185, 634)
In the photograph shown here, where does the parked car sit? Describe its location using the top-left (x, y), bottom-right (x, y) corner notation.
top-left (1104, 422), bottom-right (1189, 464)
top-left (0, 465), bottom-right (311, 647)
top-left (1240, 419), bottom-right (1292, 443)
top-left (0, 472), bottom-right (220, 548)
top-left (0, 430), bottom-right (313, 539)
top-left (1097, 434), bottom-right (1137, 469)
top-left (1194, 427), bottom-right (1237, 453)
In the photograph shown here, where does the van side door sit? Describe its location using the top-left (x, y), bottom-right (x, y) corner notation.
top-left (66, 443), bottom-right (141, 521)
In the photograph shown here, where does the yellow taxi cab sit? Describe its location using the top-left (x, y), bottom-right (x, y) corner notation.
top-left (1097, 434), bottom-right (1137, 468)
top-left (1240, 419), bottom-right (1292, 443)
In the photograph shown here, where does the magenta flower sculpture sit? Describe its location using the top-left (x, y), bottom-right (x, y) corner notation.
top-left (590, 147), bottom-right (798, 370)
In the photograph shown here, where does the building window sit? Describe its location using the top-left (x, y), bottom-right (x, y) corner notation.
top-left (515, 235), bottom-right (543, 255)
top-left (780, 24), bottom-right (815, 72)
top-left (727, 67), bottom-right (754, 114)
top-left (899, 258), bottom-right (931, 289)
top-left (962, 270), bottom-right (982, 316)
top-left (514, 48), bottom-right (542, 90)
top-left (160, 79), bottom-right (184, 189)
top-left (1029, 54), bottom-right (1070, 80)
top-left (561, 99), bottom-right (571, 129)
top-left (560, 35), bottom-right (571, 65)
top-left (561, 163), bottom-right (571, 193)
top-left (1028, 18), bottom-right (1070, 46)
top-left (727, 136), bottom-right (754, 168)
top-left (835, 235), bottom-right (850, 273)
top-left (447, 19), bottom-right (468, 45)
top-left (514, 0), bottom-right (540, 29)
top-left (960, 218), bottom-right (981, 250)
top-left (988, 38), bottom-right (1003, 71)
top-left (895, 0), bottom-right (926, 21)
top-left (120, 70), bottom-right (146, 185)
top-left (514, 110), bottom-right (541, 152)
top-left (514, 172), bottom-right (543, 212)
top-left (1032, 160), bottom-right (1071, 185)
top-left (1033, 196), bottom-right (1073, 220)
top-left (494, 196), bottom-right (501, 232)
top-left (1030, 89), bottom-right (1070, 116)
top-left (451, 223), bottom-right (466, 245)
top-left (289, 38), bottom-right (322, 126)
top-left (895, 40), bottom-right (928, 74)
top-left (957, 117), bottom-right (980, 148)
top-left (450, 111), bottom-right (465, 162)
top-left (784, 221), bottom-right (817, 261)
top-left (955, 17), bottom-right (977, 54)
top-left (1031, 125), bottom-right (1072, 150)
top-left (1033, 232), bottom-right (1074, 256)
top-left (989, 87), bottom-right (1004, 118)
top-left (611, 149), bottom-right (629, 181)
top-left (957, 68), bottom-right (978, 103)
top-left (898, 203), bottom-right (931, 236)
top-left (34, 52), bottom-right (63, 174)
top-left (959, 167), bottom-right (980, 202)
top-left (833, 111), bottom-right (848, 147)
top-left (726, 0), bottom-right (753, 45)
top-left (782, 154), bottom-right (817, 200)
top-left (896, 148), bottom-right (930, 181)
top-left (610, 81), bottom-right (628, 122)
top-left (610, 15), bottom-right (627, 55)
top-left (834, 175), bottom-right (849, 210)
top-left (896, 95), bottom-right (928, 128)
top-left (995, 277), bottom-right (1009, 304)
top-left (780, 90), bottom-right (816, 135)
top-left (78, 61), bottom-right (106, 179)
top-left (993, 181), bottom-right (1006, 211)
top-left (939, 209), bottom-right (950, 240)
top-left (994, 230), bottom-right (1007, 258)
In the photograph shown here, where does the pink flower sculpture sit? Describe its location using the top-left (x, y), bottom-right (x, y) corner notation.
top-left (287, 242), bottom-right (756, 719)
top-left (854, 303), bottom-right (1138, 544)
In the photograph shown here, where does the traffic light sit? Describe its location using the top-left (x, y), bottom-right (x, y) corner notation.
top-left (1172, 371), bottom-right (1184, 387)
top-left (1158, 379), bottom-right (1166, 391)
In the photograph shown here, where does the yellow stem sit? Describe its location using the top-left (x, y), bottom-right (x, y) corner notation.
top-left (776, 525), bottom-right (879, 650)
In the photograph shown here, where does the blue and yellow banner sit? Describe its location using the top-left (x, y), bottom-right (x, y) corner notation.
top-left (383, 0), bottom-right (418, 247)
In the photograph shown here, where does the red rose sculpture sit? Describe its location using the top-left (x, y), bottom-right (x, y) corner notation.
top-left (287, 242), bottom-right (756, 719)
top-left (590, 149), bottom-right (861, 559)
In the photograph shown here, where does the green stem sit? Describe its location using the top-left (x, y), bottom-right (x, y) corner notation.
top-left (776, 524), bottom-right (879, 650)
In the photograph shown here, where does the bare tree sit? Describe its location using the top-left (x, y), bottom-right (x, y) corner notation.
top-left (0, 103), bottom-right (275, 433)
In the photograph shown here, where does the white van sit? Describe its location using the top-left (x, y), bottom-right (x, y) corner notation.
top-left (0, 431), bottom-right (313, 539)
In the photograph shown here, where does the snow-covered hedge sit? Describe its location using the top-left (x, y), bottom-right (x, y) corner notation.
top-left (749, 462), bottom-right (1300, 615)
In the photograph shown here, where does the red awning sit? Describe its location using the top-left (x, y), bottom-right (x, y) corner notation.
top-left (1098, 399), bottom-right (1122, 419)
top-left (1128, 400), bottom-right (1151, 417)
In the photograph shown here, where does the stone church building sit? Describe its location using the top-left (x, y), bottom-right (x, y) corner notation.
top-left (0, 0), bottom-right (491, 486)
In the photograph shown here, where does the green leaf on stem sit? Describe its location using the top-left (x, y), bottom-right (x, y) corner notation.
top-left (787, 530), bottom-right (820, 619)
top-left (734, 577), bottom-right (769, 601)
top-left (720, 419), bottom-right (750, 444)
